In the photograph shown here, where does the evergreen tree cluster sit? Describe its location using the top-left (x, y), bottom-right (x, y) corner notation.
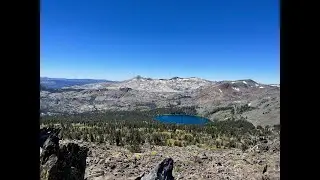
top-left (41, 109), bottom-right (277, 152)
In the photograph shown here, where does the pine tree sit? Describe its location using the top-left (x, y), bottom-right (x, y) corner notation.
top-left (90, 133), bottom-right (95, 142)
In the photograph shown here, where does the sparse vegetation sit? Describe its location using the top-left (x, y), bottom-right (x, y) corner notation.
top-left (237, 104), bottom-right (256, 113)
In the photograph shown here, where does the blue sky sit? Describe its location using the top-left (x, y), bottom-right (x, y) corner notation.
top-left (41, 0), bottom-right (279, 84)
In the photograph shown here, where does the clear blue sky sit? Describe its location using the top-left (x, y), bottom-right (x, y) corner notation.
top-left (41, 0), bottom-right (279, 84)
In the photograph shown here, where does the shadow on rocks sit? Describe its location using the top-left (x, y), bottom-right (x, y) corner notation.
top-left (136, 158), bottom-right (175, 180)
top-left (40, 128), bottom-right (89, 180)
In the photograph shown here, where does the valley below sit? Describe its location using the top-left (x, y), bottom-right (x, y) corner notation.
top-left (40, 76), bottom-right (280, 126)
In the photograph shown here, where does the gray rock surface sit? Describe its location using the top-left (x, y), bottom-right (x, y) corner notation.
top-left (138, 158), bottom-right (174, 180)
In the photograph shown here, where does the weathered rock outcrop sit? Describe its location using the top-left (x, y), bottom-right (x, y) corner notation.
top-left (40, 128), bottom-right (89, 180)
top-left (136, 158), bottom-right (174, 180)
top-left (40, 127), bottom-right (61, 148)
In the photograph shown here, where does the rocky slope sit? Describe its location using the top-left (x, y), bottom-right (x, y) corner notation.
top-left (40, 76), bottom-right (280, 126)
top-left (194, 80), bottom-right (280, 126)
top-left (60, 138), bottom-right (280, 180)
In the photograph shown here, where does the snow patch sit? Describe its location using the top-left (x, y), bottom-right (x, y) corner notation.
top-left (259, 86), bottom-right (264, 89)
top-left (231, 82), bottom-right (235, 84)
top-left (232, 87), bottom-right (240, 91)
top-left (219, 89), bottom-right (222, 93)
top-left (243, 81), bottom-right (247, 84)
top-left (248, 103), bottom-right (251, 106)
top-left (255, 84), bottom-right (259, 87)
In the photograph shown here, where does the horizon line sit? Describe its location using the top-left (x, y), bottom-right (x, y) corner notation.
top-left (40, 75), bottom-right (279, 84)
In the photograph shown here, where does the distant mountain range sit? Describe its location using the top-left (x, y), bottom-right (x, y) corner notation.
top-left (40, 76), bottom-right (280, 126)
top-left (40, 77), bottom-right (116, 89)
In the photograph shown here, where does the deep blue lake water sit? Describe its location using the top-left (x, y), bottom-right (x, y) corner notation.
top-left (154, 115), bottom-right (210, 125)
